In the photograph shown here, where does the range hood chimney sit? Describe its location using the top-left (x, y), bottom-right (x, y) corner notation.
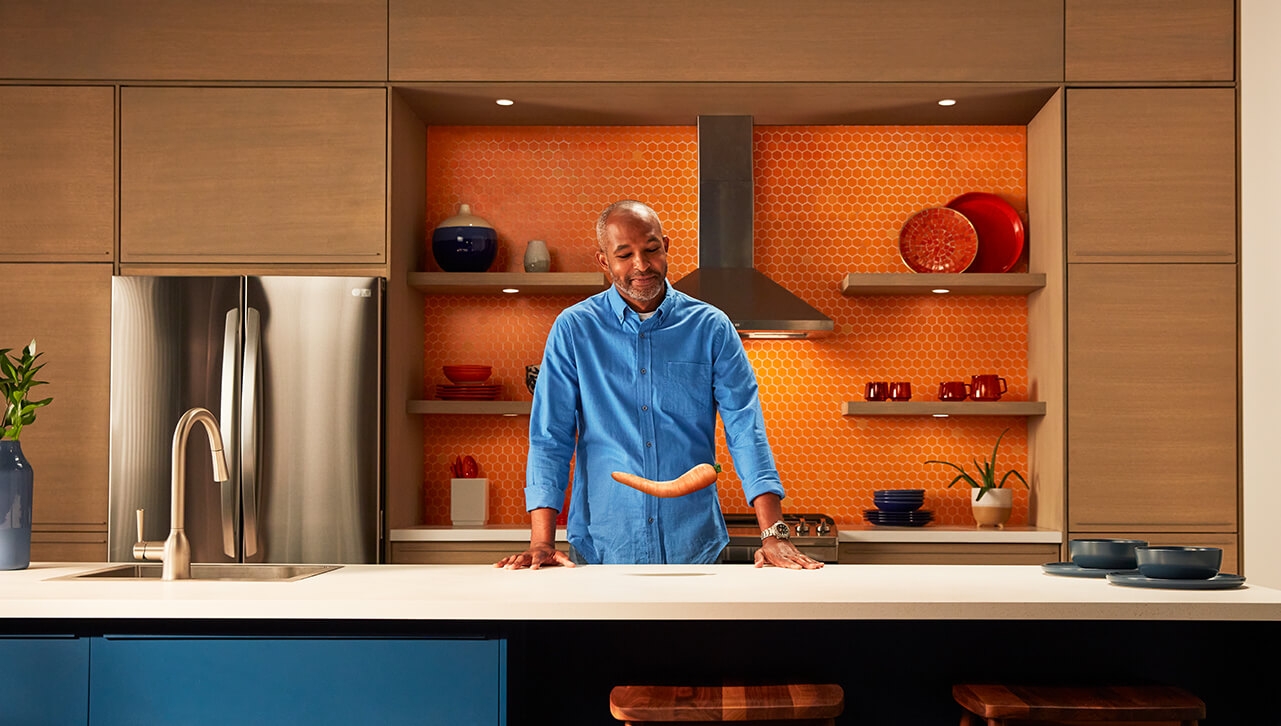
top-left (672, 115), bottom-right (834, 339)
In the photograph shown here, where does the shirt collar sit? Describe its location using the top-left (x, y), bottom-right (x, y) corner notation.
top-left (605, 281), bottom-right (676, 325)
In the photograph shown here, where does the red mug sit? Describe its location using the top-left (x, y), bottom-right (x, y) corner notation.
top-left (937, 381), bottom-right (970, 401)
top-left (889, 381), bottom-right (912, 401)
top-left (970, 374), bottom-right (1007, 401)
top-left (864, 381), bottom-right (890, 401)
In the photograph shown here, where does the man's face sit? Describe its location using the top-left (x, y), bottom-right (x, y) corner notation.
top-left (595, 210), bottom-right (670, 312)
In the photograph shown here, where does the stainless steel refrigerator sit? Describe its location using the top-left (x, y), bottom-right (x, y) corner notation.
top-left (109, 275), bottom-right (383, 564)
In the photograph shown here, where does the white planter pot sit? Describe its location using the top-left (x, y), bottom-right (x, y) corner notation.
top-left (970, 487), bottom-right (1012, 528)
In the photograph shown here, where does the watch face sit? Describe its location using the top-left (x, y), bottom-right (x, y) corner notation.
top-left (765, 522), bottom-right (790, 539)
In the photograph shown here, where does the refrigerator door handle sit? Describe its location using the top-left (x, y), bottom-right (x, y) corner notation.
top-left (219, 308), bottom-right (240, 559)
top-left (240, 307), bottom-right (261, 557)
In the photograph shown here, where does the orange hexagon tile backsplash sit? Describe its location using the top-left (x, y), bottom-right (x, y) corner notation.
top-left (422, 125), bottom-right (1030, 528)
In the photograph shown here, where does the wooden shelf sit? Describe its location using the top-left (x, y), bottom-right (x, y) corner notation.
top-left (408, 400), bottom-right (532, 416)
top-left (408, 271), bottom-right (608, 295)
top-left (840, 273), bottom-right (1046, 296)
top-left (841, 401), bottom-right (1046, 417)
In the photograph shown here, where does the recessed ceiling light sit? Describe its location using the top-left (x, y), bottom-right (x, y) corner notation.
top-left (937, 98), bottom-right (957, 107)
top-left (932, 413), bottom-right (950, 418)
top-left (501, 287), bottom-right (520, 294)
top-left (931, 288), bottom-right (951, 294)
top-left (495, 98), bottom-right (515, 107)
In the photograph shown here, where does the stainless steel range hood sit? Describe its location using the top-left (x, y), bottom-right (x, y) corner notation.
top-left (672, 115), bottom-right (834, 339)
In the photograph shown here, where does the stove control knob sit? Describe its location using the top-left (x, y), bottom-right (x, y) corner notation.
top-left (795, 518), bottom-right (810, 536)
top-left (816, 518), bottom-right (831, 536)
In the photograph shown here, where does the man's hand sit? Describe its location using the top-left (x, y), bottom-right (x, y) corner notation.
top-left (754, 537), bottom-right (824, 569)
top-left (495, 541), bottom-right (576, 570)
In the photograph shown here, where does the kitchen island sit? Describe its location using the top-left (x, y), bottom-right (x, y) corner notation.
top-left (4, 563), bottom-right (1280, 724)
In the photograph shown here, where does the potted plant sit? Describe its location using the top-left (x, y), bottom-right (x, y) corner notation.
top-left (0, 340), bottom-right (53, 570)
top-left (925, 427), bottom-right (1027, 528)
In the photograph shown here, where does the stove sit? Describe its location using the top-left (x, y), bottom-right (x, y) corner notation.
top-left (722, 513), bottom-right (839, 564)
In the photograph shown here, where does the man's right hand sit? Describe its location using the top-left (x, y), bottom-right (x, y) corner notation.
top-left (494, 541), bottom-right (575, 570)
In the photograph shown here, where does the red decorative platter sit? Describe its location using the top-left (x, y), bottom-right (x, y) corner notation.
top-left (898, 207), bottom-right (979, 273)
top-left (946, 192), bottom-right (1026, 273)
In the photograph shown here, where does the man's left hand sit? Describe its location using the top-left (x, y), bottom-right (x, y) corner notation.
top-left (754, 538), bottom-right (824, 569)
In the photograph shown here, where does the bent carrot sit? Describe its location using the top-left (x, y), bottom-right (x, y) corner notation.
top-left (611, 463), bottom-right (722, 498)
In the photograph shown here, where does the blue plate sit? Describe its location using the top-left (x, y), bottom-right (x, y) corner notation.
top-left (1041, 561), bottom-right (1135, 579)
top-left (1106, 572), bottom-right (1246, 590)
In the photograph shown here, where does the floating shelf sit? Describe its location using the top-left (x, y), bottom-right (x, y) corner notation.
top-left (840, 273), bottom-right (1046, 296)
top-left (408, 271), bottom-right (608, 295)
top-left (841, 401), bottom-right (1046, 417)
top-left (408, 400), bottom-right (532, 416)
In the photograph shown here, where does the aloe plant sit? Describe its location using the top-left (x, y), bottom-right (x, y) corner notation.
top-left (925, 427), bottom-right (1027, 501)
top-left (0, 340), bottom-right (53, 441)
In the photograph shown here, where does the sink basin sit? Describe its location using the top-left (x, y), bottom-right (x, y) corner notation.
top-left (54, 563), bottom-right (340, 582)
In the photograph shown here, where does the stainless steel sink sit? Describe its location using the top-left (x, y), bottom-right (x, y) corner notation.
top-left (54, 563), bottom-right (340, 582)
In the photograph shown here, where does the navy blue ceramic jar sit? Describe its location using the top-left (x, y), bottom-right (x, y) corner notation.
top-left (432, 203), bottom-right (498, 272)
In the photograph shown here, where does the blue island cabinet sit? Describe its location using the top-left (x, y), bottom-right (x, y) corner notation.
top-left (88, 636), bottom-right (506, 725)
top-left (0, 636), bottom-right (90, 725)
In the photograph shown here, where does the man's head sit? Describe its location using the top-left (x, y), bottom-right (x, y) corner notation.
top-left (595, 200), bottom-right (670, 313)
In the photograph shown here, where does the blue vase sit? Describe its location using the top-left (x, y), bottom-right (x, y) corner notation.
top-left (0, 440), bottom-right (33, 570)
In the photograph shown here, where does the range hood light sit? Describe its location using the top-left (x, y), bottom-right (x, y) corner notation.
top-left (495, 98), bottom-right (515, 106)
top-left (938, 98), bottom-right (957, 107)
top-left (743, 332), bottom-right (810, 340)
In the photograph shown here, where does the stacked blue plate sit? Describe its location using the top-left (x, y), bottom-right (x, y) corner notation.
top-left (872, 489), bottom-right (925, 513)
top-left (866, 489), bottom-right (932, 527)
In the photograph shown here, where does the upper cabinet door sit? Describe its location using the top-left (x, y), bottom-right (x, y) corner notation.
top-left (0, 0), bottom-right (387, 81)
top-left (390, 0), bottom-right (1064, 82)
top-left (121, 87), bottom-right (387, 264)
top-left (1066, 89), bottom-right (1236, 263)
top-left (1066, 0), bottom-right (1235, 83)
top-left (0, 87), bottom-right (114, 262)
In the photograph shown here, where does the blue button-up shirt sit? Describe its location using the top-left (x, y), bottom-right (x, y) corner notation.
top-left (525, 282), bottom-right (785, 564)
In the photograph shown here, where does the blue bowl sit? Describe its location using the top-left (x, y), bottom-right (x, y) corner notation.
top-left (873, 499), bottom-right (922, 513)
top-left (1069, 538), bottom-right (1147, 570)
top-left (1136, 546), bottom-right (1222, 580)
top-left (432, 226), bottom-right (498, 272)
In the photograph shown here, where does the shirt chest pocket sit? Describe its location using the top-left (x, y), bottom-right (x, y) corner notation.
top-left (660, 362), bottom-right (712, 417)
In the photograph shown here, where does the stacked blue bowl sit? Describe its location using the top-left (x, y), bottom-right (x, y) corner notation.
top-left (865, 489), bottom-right (932, 527)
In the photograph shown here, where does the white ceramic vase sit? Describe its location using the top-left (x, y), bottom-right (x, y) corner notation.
top-left (523, 239), bottom-right (551, 272)
top-left (970, 487), bottom-right (1012, 528)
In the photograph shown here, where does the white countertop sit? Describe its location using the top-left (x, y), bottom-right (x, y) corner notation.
top-left (390, 524), bottom-right (1061, 544)
top-left (3, 562), bottom-right (1278, 622)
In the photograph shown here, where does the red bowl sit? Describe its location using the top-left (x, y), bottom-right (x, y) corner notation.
top-left (443, 365), bottom-right (492, 384)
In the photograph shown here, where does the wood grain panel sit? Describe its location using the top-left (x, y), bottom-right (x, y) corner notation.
top-left (1066, 89), bottom-right (1237, 262)
top-left (0, 87), bottom-right (114, 262)
top-left (0, 0), bottom-right (387, 81)
top-left (1066, 0), bottom-right (1236, 82)
top-left (1067, 264), bottom-right (1237, 531)
top-left (390, 0), bottom-right (1063, 82)
top-left (121, 87), bottom-right (386, 263)
top-left (0, 264), bottom-right (112, 530)
top-left (1067, 532), bottom-right (1240, 575)
top-left (31, 530), bottom-right (107, 563)
top-left (838, 542), bottom-right (1059, 565)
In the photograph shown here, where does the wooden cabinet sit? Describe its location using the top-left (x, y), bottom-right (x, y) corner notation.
top-left (0, 0), bottom-right (387, 81)
top-left (390, 0), bottom-right (1063, 82)
top-left (1067, 264), bottom-right (1236, 533)
top-left (838, 542), bottom-right (1059, 565)
top-left (1066, 89), bottom-right (1236, 263)
top-left (1066, 0), bottom-right (1235, 82)
top-left (0, 87), bottom-right (114, 262)
top-left (120, 87), bottom-right (387, 265)
top-left (0, 264), bottom-right (112, 561)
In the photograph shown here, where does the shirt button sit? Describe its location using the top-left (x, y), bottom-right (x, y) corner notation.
top-left (641, 405), bottom-right (648, 411)
top-left (639, 333), bottom-right (645, 338)
top-left (648, 517), bottom-right (654, 524)
top-left (640, 368), bottom-right (647, 374)
top-left (645, 441), bottom-right (652, 448)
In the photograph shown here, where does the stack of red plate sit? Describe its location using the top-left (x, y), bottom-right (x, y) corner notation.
top-left (436, 383), bottom-right (502, 400)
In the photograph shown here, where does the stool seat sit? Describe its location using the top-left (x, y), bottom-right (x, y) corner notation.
top-left (610, 682), bottom-right (844, 725)
top-left (953, 684), bottom-right (1205, 725)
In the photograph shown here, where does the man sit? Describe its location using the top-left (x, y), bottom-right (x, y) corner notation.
top-left (496, 200), bottom-right (822, 570)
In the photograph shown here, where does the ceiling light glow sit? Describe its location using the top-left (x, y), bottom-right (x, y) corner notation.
top-left (938, 98), bottom-right (957, 107)
top-left (495, 98), bottom-right (515, 106)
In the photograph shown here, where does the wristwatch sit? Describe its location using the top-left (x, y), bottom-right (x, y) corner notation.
top-left (760, 520), bottom-right (791, 541)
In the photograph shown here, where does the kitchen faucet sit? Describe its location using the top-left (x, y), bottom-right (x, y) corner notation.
top-left (132, 407), bottom-right (230, 580)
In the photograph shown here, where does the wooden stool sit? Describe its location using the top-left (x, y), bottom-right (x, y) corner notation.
top-left (953, 684), bottom-right (1205, 725)
top-left (609, 682), bottom-right (844, 725)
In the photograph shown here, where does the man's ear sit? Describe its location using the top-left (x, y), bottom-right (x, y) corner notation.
top-left (662, 236), bottom-right (670, 252)
top-left (594, 249), bottom-right (609, 272)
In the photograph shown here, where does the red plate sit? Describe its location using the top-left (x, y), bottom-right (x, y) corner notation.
top-left (946, 192), bottom-right (1026, 273)
top-left (898, 207), bottom-right (978, 273)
